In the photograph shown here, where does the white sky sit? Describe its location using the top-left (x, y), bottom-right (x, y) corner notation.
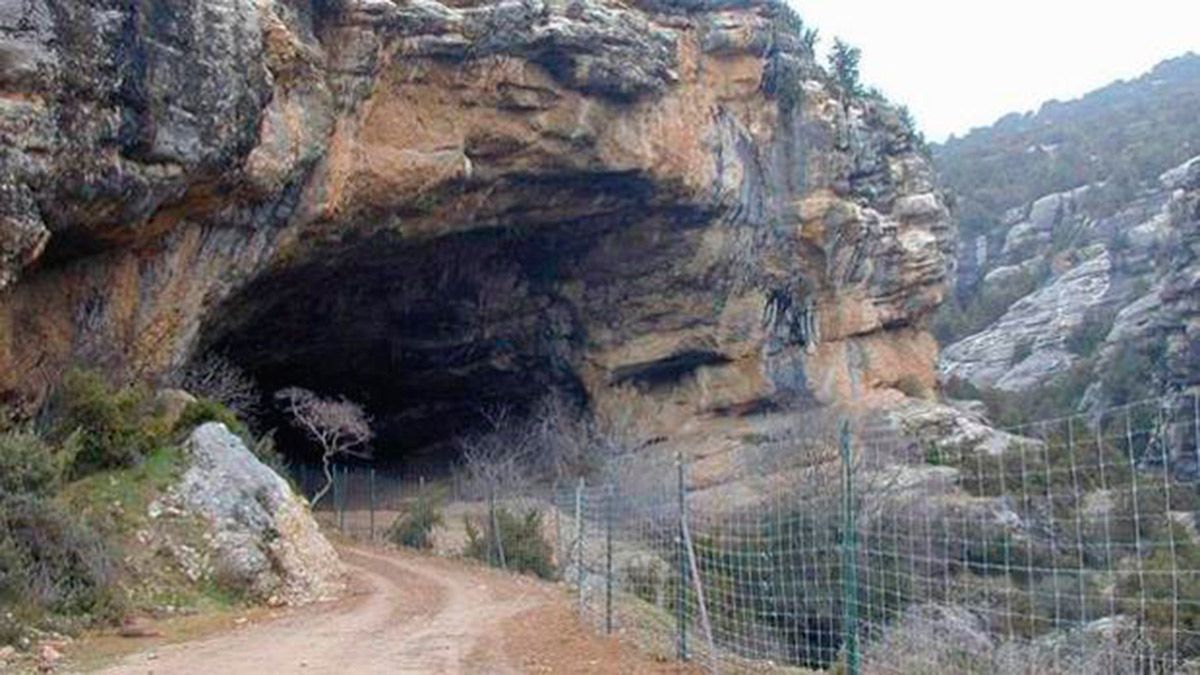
top-left (791, 0), bottom-right (1200, 142)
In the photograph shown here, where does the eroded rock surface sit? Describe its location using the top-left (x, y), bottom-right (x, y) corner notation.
top-left (941, 154), bottom-right (1200, 399)
top-left (174, 422), bottom-right (342, 604)
top-left (0, 0), bottom-right (952, 453)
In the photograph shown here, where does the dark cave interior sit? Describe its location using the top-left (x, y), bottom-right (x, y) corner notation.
top-left (191, 168), bottom-right (727, 473)
top-left (200, 225), bottom-right (597, 473)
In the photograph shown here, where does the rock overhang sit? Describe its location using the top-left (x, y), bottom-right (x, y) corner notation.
top-left (0, 0), bottom-right (954, 456)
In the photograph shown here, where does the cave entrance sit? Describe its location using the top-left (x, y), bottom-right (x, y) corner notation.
top-left (198, 224), bottom-right (594, 475)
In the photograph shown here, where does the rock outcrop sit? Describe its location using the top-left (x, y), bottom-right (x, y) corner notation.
top-left (0, 0), bottom-right (952, 456)
top-left (941, 248), bottom-right (1111, 391)
top-left (171, 422), bottom-right (343, 604)
top-left (1159, 157), bottom-right (1200, 389)
top-left (940, 154), bottom-right (1200, 400)
top-left (934, 55), bottom-right (1200, 407)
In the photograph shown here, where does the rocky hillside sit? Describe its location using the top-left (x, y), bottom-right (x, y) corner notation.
top-left (0, 0), bottom-right (952, 461)
top-left (0, 373), bottom-right (341, 662)
top-left (932, 54), bottom-right (1200, 417)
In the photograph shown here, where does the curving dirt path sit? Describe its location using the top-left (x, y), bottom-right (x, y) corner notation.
top-left (86, 545), bottom-right (693, 674)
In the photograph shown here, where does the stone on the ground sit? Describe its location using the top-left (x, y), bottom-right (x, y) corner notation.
top-left (176, 423), bottom-right (343, 605)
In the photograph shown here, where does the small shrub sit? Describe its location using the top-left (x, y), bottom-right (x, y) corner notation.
top-left (1066, 307), bottom-right (1117, 357)
top-left (51, 370), bottom-right (167, 478)
top-left (0, 494), bottom-right (123, 626)
top-left (174, 398), bottom-right (246, 439)
top-left (1119, 523), bottom-right (1200, 659)
top-left (387, 494), bottom-right (443, 550)
top-left (623, 556), bottom-right (668, 607)
top-left (0, 431), bottom-right (66, 498)
top-left (895, 374), bottom-right (929, 399)
top-left (250, 431), bottom-right (290, 478)
top-left (175, 399), bottom-right (290, 477)
top-left (1029, 570), bottom-right (1108, 626)
top-left (1011, 339), bottom-right (1035, 366)
top-left (1102, 340), bottom-right (1167, 406)
top-left (464, 507), bottom-right (555, 580)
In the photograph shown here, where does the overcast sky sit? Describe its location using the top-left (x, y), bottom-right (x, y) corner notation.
top-left (792, 1), bottom-right (1199, 142)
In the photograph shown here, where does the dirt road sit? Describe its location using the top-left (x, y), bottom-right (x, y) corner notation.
top-left (87, 545), bottom-right (692, 674)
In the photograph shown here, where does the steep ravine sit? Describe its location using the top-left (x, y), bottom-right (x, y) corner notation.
top-left (0, 0), bottom-right (952, 464)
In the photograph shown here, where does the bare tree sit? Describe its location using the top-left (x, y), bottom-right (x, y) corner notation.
top-left (180, 354), bottom-right (261, 425)
top-left (275, 387), bottom-right (373, 506)
top-left (456, 406), bottom-right (538, 498)
top-left (456, 391), bottom-right (637, 497)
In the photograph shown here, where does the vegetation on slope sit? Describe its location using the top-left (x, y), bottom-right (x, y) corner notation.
top-left (0, 370), bottom-right (263, 651)
top-left (934, 53), bottom-right (1200, 245)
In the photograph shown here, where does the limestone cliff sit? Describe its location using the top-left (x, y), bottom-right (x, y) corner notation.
top-left (0, 0), bottom-right (952, 454)
top-left (938, 155), bottom-right (1200, 406)
top-left (934, 55), bottom-right (1200, 409)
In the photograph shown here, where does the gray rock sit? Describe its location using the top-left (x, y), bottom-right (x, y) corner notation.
top-left (1160, 154), bottom-right (1200, 191)
top-left (941, 252), bottom-right (1112, 391)
top-left (887, 399), bottom-right (1037, 458)
top-left (1000, 184), bottom-right (1092, 262)
top-left (940, 151), bottom-right (1200, 400)
top-left (175, 423), bottom-right (343, 605)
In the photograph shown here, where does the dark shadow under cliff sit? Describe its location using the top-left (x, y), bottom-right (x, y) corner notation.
top-left (196, 176), bottom-right (720, 471)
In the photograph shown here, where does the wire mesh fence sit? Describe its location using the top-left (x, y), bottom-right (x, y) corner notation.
top-left (293, 391), bottom-right (1200, 674)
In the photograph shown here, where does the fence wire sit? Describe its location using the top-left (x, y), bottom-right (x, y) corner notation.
top-left (298, 391), bottom-right (1200, 674)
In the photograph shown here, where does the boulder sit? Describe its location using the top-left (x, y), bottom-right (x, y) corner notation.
top-left (175, 423), bottom-right (343, 605)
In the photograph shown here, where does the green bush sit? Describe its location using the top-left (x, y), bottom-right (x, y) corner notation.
top-left (1102, 340), bottom-right (1167, 406)
top-left (51, 370), bottom-right (167, 478)
top-left (387, 494), bottom-right (443, 550)
top-left (174, 399), bottom-right (290, 477)
top-left (0, 494), bottom-right (122, 626)
top-left (622, 557), bottom-right (668, 607)
top-left (1066, 307), bottom-right (1117, 357)
top-left (174, 398), bottom-right (246, 439)
top-left (250, 431), bottom-right (290, 479)
top-left (1011, 338), bottom-right (1035, 366)
top-left (1119, 523), bottom-right (1200, 659)
top-left (0, 431), bottom-right (66, 498)
top-left (895, 374), bottom-right (929, 399)
top-left (464, 507), bottom-right (555, 580)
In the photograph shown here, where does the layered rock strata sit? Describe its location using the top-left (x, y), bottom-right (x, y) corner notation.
top-left (0, 0), bottom-right (952, 451)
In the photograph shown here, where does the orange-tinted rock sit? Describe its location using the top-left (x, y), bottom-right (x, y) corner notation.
top-left (0, 0), bottom-right (953, 437)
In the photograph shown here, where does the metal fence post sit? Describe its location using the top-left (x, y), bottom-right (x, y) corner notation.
top-left (329, 463), bottom-right (339, 523)
top-left (369, 467), bottom-right (376, 542)
top-left (576, 477), bottom-right (586, 616)
top-left (839, 419), bottom-right (859, 675)
top-left (606, 483), bottom-right (614, 635)
top-left (677, 455), bottom-right (688, 662)
top-left (553, 480), bottom-right (563, 577)
top-left (338, 465), bottom-right (347, 532)
top-left (1193, 392), bottom-right (1199, 475)
top-left (486, 484), bottom-right (496, 566)
top-left (490, 484), bottom-right (507, 570)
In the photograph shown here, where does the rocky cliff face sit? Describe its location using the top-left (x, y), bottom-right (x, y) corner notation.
top-left (934, 56), bottom-right (1200, 410)
top-left (0, 0), bottom-right (951, 458)
top-left (939, 154), bottom-right (1200, 405)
